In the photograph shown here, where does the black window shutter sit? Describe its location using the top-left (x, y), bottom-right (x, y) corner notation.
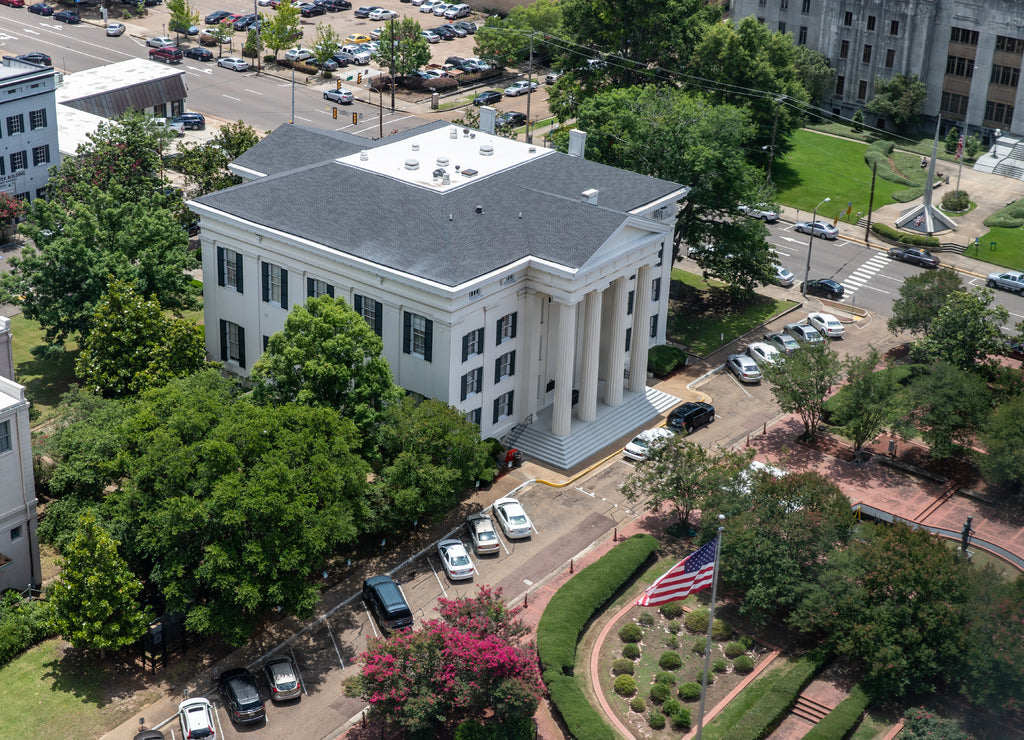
top-left (423, 318), bottom-right (433, 362)
top-left (327, 284), bottom-right (335, 298)
top-left (650, 314), bottom-right (659, 338)
top-left (280, 269), bottom-right (288, 308)
top-left (460, 374), bottom-right (468, 401)
top-left (625, 327), bottom-right (632, 352)
top-left (494, 356), bottom-right (501, 383)
top-left (462, 333), bottom-right (470, 362)
top-left (509, 350), bottom-right (516, 376)
top-left (508, 390), bottom-right (514, 415)
top-left (493, 397), bottom-right (500, 424)
top-left (374, 302), bottom-right (382, 336)
top-left (237, 326), bottom-right (246, 368)
top-left (261, 262), bottom-right (269, 302)
top-left (652, 278), bottom-right (661, 302)
top-left (307, 277), bottom-right (314, 298)
top-left (354, 294), bottom-right (363, 314)
top-left (495, 317), bottom-right (502, 345)
top-left (217, 247), bottom-right (225, 286)
top-left (262, 335), bottom-right (269, 352)
top-left (511, 312), bottom-right (517, 339)
top-left (403, 312), bottom-right (411, 354)
top-left (235, 252), bottom-right (243, 293)
top-left (627, 290), bottom-right (635, 315)
top-left (219, 319), bottom-right (228, 362)
top-left (477, 327), bottom-right (484, 349)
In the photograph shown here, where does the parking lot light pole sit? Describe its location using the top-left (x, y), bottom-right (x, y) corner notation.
top-left (801, 197), bottom-right (830, 297)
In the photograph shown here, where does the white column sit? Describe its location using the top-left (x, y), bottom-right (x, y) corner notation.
top-left (551, 298), bottom-right (577, 437)
top-left (577, 289), bottom-right (602, 422)
top-left (522, 289), bottom-right (541, 416)
top-left (629, 264), bottom-right (653, 393)
top-left (603, 276), bottom-right (627, 407)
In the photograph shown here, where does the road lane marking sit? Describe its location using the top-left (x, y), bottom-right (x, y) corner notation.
top-left (295, 115), bottom-right (312, 121)
top-left (245, 88), bottom-right (263, 94)
top-left (223, 94), bottom-right (241, 101)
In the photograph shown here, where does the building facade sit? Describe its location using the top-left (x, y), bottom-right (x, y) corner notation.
top-left (0, 57), bottom-right (60, 202)
top-left (191, 123), bottom-right (687, 463)
top-left (731, 0), bottom-right (1024, 139)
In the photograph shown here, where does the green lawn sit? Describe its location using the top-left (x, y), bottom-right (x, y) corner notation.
top-left (971, 227), bottom-right (1024, 269)
top-left (698, 657), bottom-right (795, 740)
top-left (9, 313), bottom-right (78, 424)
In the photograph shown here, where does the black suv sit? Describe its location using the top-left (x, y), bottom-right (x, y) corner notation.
top-left (363, 576), bottom-right (413, 633)
top-left (171, 113), bottom-right (206, 130)
top-left (217, 668), bottom-right (266, 725)
top-left (666, 401), bottom-right (715, 434)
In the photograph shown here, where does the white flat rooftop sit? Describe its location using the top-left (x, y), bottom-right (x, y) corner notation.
top-left (56, 58), bottom-right (183, 103)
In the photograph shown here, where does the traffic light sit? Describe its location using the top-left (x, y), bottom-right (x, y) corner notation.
top-left (352, 112), bottom-right (358, 125)
top-left (332, 107), bottom-right (337, 120)
top-left (357, 73), bottom-right (362, 84)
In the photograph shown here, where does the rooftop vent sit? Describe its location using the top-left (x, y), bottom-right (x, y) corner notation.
top-left (412, 143), bottom-right (420, 151)
top-left (437, 155), bottom-right (450, 167)
top-left (462, 168), bottom-right (478, 176)
top-left (475, 205), bottom-right (484, 214)
top-left (568, 129), bottom-right (587, 158)
top-left (450, 126), bottom-right (459, 139)
top-left (581, 188), bottom-right (599, 205)
top-left (359, 150), bottom-right (369, 161)
top-left (479, 144), bottom-right (494, 156)
top-left (405, 158), bottom-right (419, 170)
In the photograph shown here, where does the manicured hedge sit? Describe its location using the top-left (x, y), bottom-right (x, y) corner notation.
top-left (864, 141), bottom-right (916, 187)
top-left (720, 652), bottom-right (829, 740)
top-left (648, 344), bottom-right (688, 377)
top-left (544, 672), bottom-right (615, 740)
top-left (870, 223), bottom-right (941, 248)
top-left (802, 684), bottom-right (870, 740)
top-left (984, 197), bottom-right (1024, 228)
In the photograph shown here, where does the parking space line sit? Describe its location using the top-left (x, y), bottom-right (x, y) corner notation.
top-left (323, 619), bottom-right (345, 668)
top-left (291, 647), bottom-right (309, 695)
top-left (362, 602), bottom-right (380, 639)
top-left (429, 554), bottom-right (448, 597)
top-left (725, 369), bottom-right (753, 397)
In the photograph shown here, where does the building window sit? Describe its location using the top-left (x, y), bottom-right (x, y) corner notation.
top-left (493, 390), bottom-right (514, 423)
top-left (403, 311), bottom-right (433, 361)
top-left (866, 15), bottom-right (875, 31)
top-left (461, 367), bottom-right (483, 400)
top-left (941, 92), bottom-right (969, 115)
top-left (996, 36), bottom-right (1024, 54)
top-left (9, 150), bottom-right (26, 172)
top-left (862, 45), bottom-right (872, 64)
top-left (800, 0), bottom-right (809, 12)
top-left (985, 101), bottom-right (1015, 125)
top-left (354, 295), bottom-right (383, 336)
top-left (650, 314), bottom-right (658, 338)
top-left (219, 320), bottom-right (246, 368)
top-left (261, 262), bottom-right (288, 307)
top-left (263, 335), bottom-right (269, 352)
top-left (35, 187), bottom-right (46, 199)
top-left (858, 80), bottom-right (868, 100)
top-left (758, 0), bottom-right (765, 5)
top-left (991, 65), bottom-right (1020, 87)
top-left (462, 327), bottom-right (484, 361)
top-left (496, 312), bottom-right (517, 345)
top-left (10, 525), bottom-right (21, 541)
top-left (780, 0), bottom-right (787, 7)
top-left (6, 114), bottom-right (23, 136)
top-left (217, 247), bottom-right (243, 292)
top-left (625, 327), bottom-right (632, 352)
top-left (778, 21), bottom-right (786, 33)
top-left (843, 10), bottom-right (852, 26)
top-left (835, 75), bottom-right (845, 95)
top-left (651, 277), bottom-right (661, 302)
top-left (32, 145), bottom-right (49, 166)
top-left (306, 278), bottom-right (334, 299)
top-left (495, 350), bottom-right (516, 383)
top-left (889, 19), bottom-right (899, 36)
top-left (29, 109), bottom-right (46, 129)
top-left (839, 40), bottom-right (849, 59)
top-left (466, 408), bottom-right (481, 427)
top-left (0, 419), bottom-right (10, 453)
top-left (950, 27), bottom-right (978, 46)
top-left (756, 15), bottom-right (764, 23)
top-left (798, 26), bottom-right (807, 45)
top-left (885, 49), bottom-right (895, 68)
top-left (627, 289), bottom-right (635, 315)
top-left (945, 56), bottom-right (975, 78)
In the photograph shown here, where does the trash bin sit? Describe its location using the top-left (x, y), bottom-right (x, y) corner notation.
top-left (512, 449), bottom-right (523, 468)
top-left (431, 92), bottom-right (439, 110)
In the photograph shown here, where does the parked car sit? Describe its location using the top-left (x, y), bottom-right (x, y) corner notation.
top-left (622, 427), bottom-right (674, 461)
top-left (178, 697), bottom-right (216, 739)
top-left (232, 13), bottom-right (257, 29)
top-left (465, 513), bottom-right (500, 555)
top-left (299, 3), bottom-right (325, 16)
top-left (774, 264), bottom-right (795, 287)
top-left (888, 246), bottom-right (940, 268)
top-left (763, 331), bottom-right (800, 355)
top-left (666, 401), bottom-right (715, 434)
top-left (308, 56), bottom-right (338, 69)
top-left (418, 0), bottom-right (441, 11)
top-left (170, 20), bottom-right (200, 34)
top-left (746, 341), bottom-right (781, 366)
top-left (262, 656), bottom-right (302, 702)
top-left (738, 203), bottom-right (779, 223)
top-left (149, 47), bottom-right (184, 63)
top-left (105, 21), bottom-right (126, 35)
top-left (453, 19), bottom-right (476, 33)
top-left (439, 22), bottom-right (467, 36)
top-left (445, 55), bottom-right (467, 67)
top-left (133, 730), bottom-right (165, 740)
top-left (496, 111), bottom-right (527, 128)
top-left (353, 4), bottom-right (374, 16)
top-left (218, 668), bottom-right (266, 725)
top-left (153, 117), bottom-right (185, 135)
top-left (726, 353), bottom-right (762, 383)
top-left (432, 2), bottom-right (451, 15)
top-left (204, 9), bottom-right (232, 22)
top-left (363, 575), bottom-right (414, 633)
top-left (794, 221), bottom-right (839, 240)
top-left (988, 270), bottom-right (1024, 294)
top-left (473, 90), bottom-right (502, 106)
top-left (493, 496), bottom-right (533, 538)
top-left (545, 70), bottom-right (563, 84)
top-left (147, 36), bottom-right (175, 47)
top-left (28, 2), bottom-right (53, 14)
top-left (53, 9), bottom-right (79, 22)
top-left (421, 29), bottom-right (440, 42)
top-left (444, 2), bottom-right (470, 18)
top-left (16, 52), bottom-right (51, 65)
top-left (430, 25), bottom-right (455, 39)
top-left (806, 311), bottom-right (844, 338)
top-left (219, 13), bottom-right (244, 24)
top-left (284, 47), bottom-right (313, 61)
top-left (801, 278), bottom-right (845, 299)
top-left (323, 87), bottom-right (354, 104)
top-left (345, 32), bottom-right (372, 43)
top-left (784, 322), bottom-right (825, 345)
top-left (170, 113), bottom-right (206, 130)
top-left (324, 0), bottom-right (351, 9)
top-left (0, 0), bottom-right (26, 8)
top-left (437, 539), bottom-right (475, 580)
top-left (369, 6), bottom-right (397, 19)
top-left (184, 46), bottom-right (214, 61)
top-left (218, 57), bottom-right (249, 71)
top-left (338, 45), bottom-right (371, 63)
top-left (504, 79), bottom-right (538, 96)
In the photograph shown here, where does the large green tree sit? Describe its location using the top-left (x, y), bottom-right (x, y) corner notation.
top-left (866, 73), bottom-right (928, 131)
top-left (911, 287), bottom-right (1008, 370)
top-left (166, 0), bottom-right (200, 42)
top-left (372, 17), bottom-right (431, 76)
top-left (175, 120), bottom-right (259, 197)
top-left (978, 394), bottom-right (1024, 494)
top-left (887, 268), bottom-right (963, 336)
top-left (898, 363), bottom-right (991, 460)
top-left (311, 21), bottom-right (343, 70)
top-left (830, 348), bottom-right (903, 453)
top-left (959, 571), bottom-right (1024, 712)
top-left (262, 1), bottom-right (302, 60)
top-left (761, 340), bottom-right (843, 439)
top-left (474, 0), bottom-right (564, 67)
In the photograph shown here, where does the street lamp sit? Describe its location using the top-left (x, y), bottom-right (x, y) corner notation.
top-left (801, 197), bottom-right (830, 297)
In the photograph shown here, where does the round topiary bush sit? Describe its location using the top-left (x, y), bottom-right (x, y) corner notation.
top-left (684, 608), bottom-right (709, 633)
top-left (691, 638), bottom-right (706, 655)
top-left (649, 681), bottom-right (670, 704)
top-left (630, 696), bottom-right (646, 713)
top-left (622, 643), bottom-right (641, 660)
top-left (659, 601), bottom-right (684, 620)
top-left (712, 659), bottom-right (728, 673)
top-left (666, 619), bottom-right (680, 634)
top-left (614, 674), bottom-right (637, 696)
top-left (638, 612), bottom-right (655, 627)
top-left (679, 681), bottom-right (702, 701)
top-left (612, 658), bottom-right (635, 676)
top-left (724, 641), bottom-right (747, 658)
top-left (661, 697), bottom-right (681, 717)
top-left (671, 707), bottom-right (693, 730)
top-left (711, 618), bottom-right (733, 641)
top-left (740, 635), bottom-right (755, 650)
top-left (655, 671), bottom-right (677, 685)
top-left (702, 671), bottom-right (715, 686)
top-left (734, 655), bottom-right (755, 674)
top-left (659, 651), bottom-right (682, 670)
top-left (941, 189), bottom-right (970, 212)
top-left (648, 710), bottom-right (666, 730)
top-left (619, 622), bottom-right (643, 643)
top-left (664, 634), bottom-right (678, 649)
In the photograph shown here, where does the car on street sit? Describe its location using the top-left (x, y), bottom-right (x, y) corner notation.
top-left (369, 6), bottom-right (398, 19)
top-left (802, 278), bottom-right (845, 299)
top-left (496, 111), bottom-right (527, 128)
top-left (323, 87), bottom-right (354, 104)
top-left (0, 0), bottom-right (25, 8)
top-left (16, 52), bottom-right (51, 65)
top-left (493, 496), bottom-right (533, 538)
top-left (363, 575), bottom-right (414, 633)
top-left (147, 36), bottom-right (175, 48)
top-left (437, 538), bottom-right (475, 580)
top-left (105, 21), bottom-right (126, 35)
top-left (785, 322), bottom-right (825, 345)
top-left (746, 341), bottom-right (781, 366)
top-left (807, 311), bottom-right (844, 338)
top-left (262, 656), bottom-right (302, 702)
top-left (763, 331), bottom-right (800, 355)
top-left (504, 79), bottom-right (539, 96)
top-left (204, 9), bottom-right (232, 22)
top-left (53, 9), bottom-right (79, 22)
top-left (986, 270), bottom-right (1024, 294)
top-left (473, 90), bottom-right (502, 106)
top-left (184, 46), bottom-right (214, 61)
top-left (794, 221), bottom-right (839, 240)
top-left (622, 427), bottom-right (674, 461)
top-left (465, 513), bottom-right (500, 555)
top-left (218, 668), bottom-right (266, 725)
top-left (666, 401), bottom-right (715, 434)
top-left (345, 32), bottom-right (372, 43)
top-left (738, 203), bottom-right (779, 223)
top-left (726, 353), bottom-right (762, 383)
top-left (178, 697), bottom-right (216, 739)
top-left (170, 113), bottom-right (206, 130)
top-left (28, 2), bottom-right (53, 14)
top-left (149, 47), bottom-right (184, 63)
top-left (284, 47), bottom-right (313, 61)
top-left (774, 264), bottom-right (795, 287)
top-left (888, 247), bottom-right (940, 268)
top-left (218, 57), bottom-right (249, 71)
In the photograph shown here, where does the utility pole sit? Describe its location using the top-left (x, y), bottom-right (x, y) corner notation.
top-left (254, 0), bottom-right (261, 73)
top-left (865, 163), bottom-right (877, 243)
top-left (389, 16), bottom-right (396, 112)
top-left (765, 96), bottom-right (784, 184)
top-left (525, 32), bottom-right (534, 144)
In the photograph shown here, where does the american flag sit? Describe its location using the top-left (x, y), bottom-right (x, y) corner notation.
top-left (956, 134), bottom-right (965, 160)
top-left (635, 537), bottom-right (718, 607)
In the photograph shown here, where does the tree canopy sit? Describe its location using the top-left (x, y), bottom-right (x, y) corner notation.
top-left (898, 363), bottom-right (991, 460)
top-left (474, 0), bottom-right (563, 67)
top-left (262, 1), bottom-right (302, 58)
top-left (866, 73), bottom-right (928, 131)
top-left (830, 348), bottom-right (903, 452)
top-left (887, 268), bottom-right (963, 336)
top-left (176, 120), bottom-right (259, 197)
top-left (761, 340), bottom-right (843, 439)
top-left (372, 17), bottom-right (431, 76)
top-left (911, 287), bottom-right (1008, 371)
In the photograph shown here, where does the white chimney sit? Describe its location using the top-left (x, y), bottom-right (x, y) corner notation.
top-left (479, 106), bottom-right (497, 135)
top-left (568, 129), bottom-right (587, 158)
top-left (581, 188), bottom-right (599, 205)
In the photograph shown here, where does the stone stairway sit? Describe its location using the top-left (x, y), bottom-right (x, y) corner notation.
top-left (790, 695), bottom-right (831, 725)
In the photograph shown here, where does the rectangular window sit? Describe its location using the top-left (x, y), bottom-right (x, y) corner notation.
top-left (798, 26), bottom-right (807, 45)
top-left (0, 419), bottom-right (10, 453)
top-left (627, 289), bottom-right (635, 315)
top-left (800, 0), bottom-right (809, 12)
top-left (263, 335), bottom-right (269, 352)
top-left (261, 262), bottom-right (288, 307)
top-left (649, 314), bottom-right (658, 338)
top-left (945, 56), bottom-right (974, 78)
top-left (839, 40), bottom-right (849, 59)
top-left (29, 109), bottom-right (45, 130)
top-left (651, 278), bottom-right (661, 302)
top-left (950, 27), bottom-right (978, 46)
top-left (862, 45), bottom-right (872, 64)
top-left (9, 151), bottom-right (25, 172)
top-left (495, 312), bottom-right (517, 345)
top-left (941, 92), bottom-right (969, 116)
top-left (625, 326), bottom-right (632, 352)
top-left (492, 390), bottom-right (514, 423)
top-left (403, 311), bottom-right (433, 361)
top-left (353, 295), bottom-right (383, 336)
top-left (219, 320), bottom-right (246, 368)
top-left (866, 15), bottom-right (875, 31)
top-left (991, 65), bottom-right (1020, 87)
top-left (857, 80), bottom-right (868, 100)
top-left (460, 367), bottom-right (483, 400)
top-left (889, 19), bottom-right (899, 36)
top-left (835, 75), bottom-right (845, 95)
top-left (494, 350), bottom-right (516, 383)
top-left (779, 0), bottom-right (787, 8)
top-left (6, 114), bottom-right (23, 136)
top-left (31, 145), bottom-right (49, 166)
top-left (985, 101), bottom-right (1015, 125)
top-left (885, 49), bottom-right (895, 68)
top-left (758, 0), bottom-right (765, 6)
top-left (778, 21), bottom-right (786, 34)
top-left (10, 525), bottom-right (21, 541)
top-left (466, 408), bottom-right (481, 427)
top-left (216, 247), bottom-right (243, 293)
top-left (461, 327), bottom-right (485, 361)
top-left (995, 36), bottom-right (1024, 54)
top-left (843, 11), bottom-right (852, 26)
top-left (306, 278), bottom-right (334, 299)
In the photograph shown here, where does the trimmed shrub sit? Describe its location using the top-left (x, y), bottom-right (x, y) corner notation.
top-left (661, 698), bottom-right (681, 717)
top-left (544, 672), bottom-right (615, 740)
top-left (941, 189), bottom-right (970, 212)
top-left (804, 684), bottom-right (871, 740)
top-left (702, 672), bottom-right (715, 686)
top-left (0, 595), bottom-right (55, 667)
top-left (647, 710), bottom-right (666, 730)
top-left (612, 658), bottom-right (635, 676)
top-left (740, 635), bottom-right (756, 651)
top-left (712, 659), bottom-right (728, 674)
top-left (648, 344), bottom-right (688, 377)
top-left (649, 681), bottom-right (671, 704)
top-left (864, 141), bottom-right (916, 186)
top-left (666, 619), bottom-right (680, 634)
top-left (638, 612), bottom-right (655, 627)
top-left (711, 618), bottom-right (733, 641)
top-left (870, 223), bottom-right (941, 248)
top-left (664, 634), bottom-right (678, 649)
top-left (654, 671), bottom-right (677, 685)
top-left (629, 697), bottom-right (646, 713)
top-left (684, 607), bottom-right (709, 633)
top-left (901, 707), bottom-right (972, 740)
top-left (983, 197), bottom-right (1024, 228)
top-left (659, 601), bottom-right (684, 620)
top-left (619, 622), bottom-right (643, 643)
top-left (658, 651), bottom-right (682, 670)
top-left (724, 652), bottom-right (829, 740)
top-left (691, 638), bottom-right (706, 655)
top-left (671, 708), bottom-right (693, 730)
top-left (614, 674), bottom-right (637, 697)
top-left (622, 643), bottom-right (641, 660)
top-left (679, 681), bottom-right (702, 701)
top-left (733, 655), bottom-right (755, 674)
top-left (724, 641), bottom-right (747, 658)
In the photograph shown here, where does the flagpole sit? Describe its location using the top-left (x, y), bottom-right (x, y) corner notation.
top-left (695, 515), bottom-right (725, 740)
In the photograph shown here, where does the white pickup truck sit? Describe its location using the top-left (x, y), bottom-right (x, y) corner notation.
top-left (738, 204), bottom-right (779, 223)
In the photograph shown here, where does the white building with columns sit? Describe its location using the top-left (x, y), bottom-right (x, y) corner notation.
top-left (190, 122), bottom-right (688, 468)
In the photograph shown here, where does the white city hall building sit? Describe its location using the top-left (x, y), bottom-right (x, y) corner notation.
top-left (190, 122), bottom-right (687, 468)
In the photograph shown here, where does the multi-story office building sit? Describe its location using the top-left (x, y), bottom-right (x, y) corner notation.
top-left (0, 56), bottom-right (59, 202)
